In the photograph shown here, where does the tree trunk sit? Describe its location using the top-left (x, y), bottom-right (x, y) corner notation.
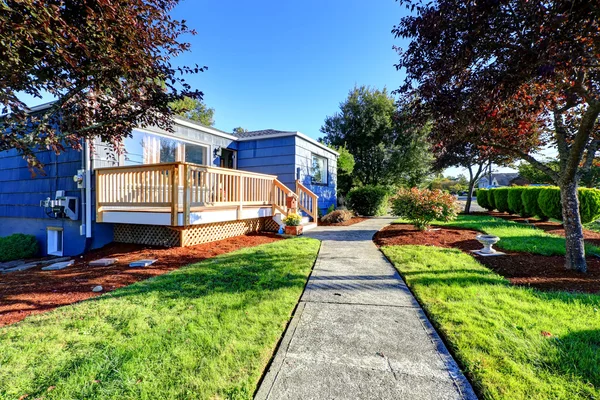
top-left (464, 188), bottom-right (473, 214)
top-left (560, 182), bottom-right (587, 273)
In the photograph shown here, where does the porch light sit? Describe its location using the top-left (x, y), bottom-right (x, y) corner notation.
top-left (213, 146), bottom-right (221, 158)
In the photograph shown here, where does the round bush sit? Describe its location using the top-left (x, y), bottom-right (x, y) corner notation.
top-left (476, 189), bottom-right (492, 211)
top-left (577, 188), bottom-right (600, 224)
top-left (538, 187), bottom-right (562, 220)
top-left (0, 233), bottom-right (39, 262)
top-left (391, 188), bottom-right (458, 230)
top-left (507, 187), bottom-right (526, 215)
top-left (491, 188), bottom-right (510, 213)
top-left (347, 185), bottom-right (389, 216)
top-left (487, 188), bottom-right (496, 210)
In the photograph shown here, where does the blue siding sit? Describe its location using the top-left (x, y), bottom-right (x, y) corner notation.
top-left (294, 136), bottom-right (337, 213)
top-left (237, 135), bottom-right (338, 215)
top-left (0, 147), bottom-right (113, 256)
top-left (237, 137), bottom-right (296, 189)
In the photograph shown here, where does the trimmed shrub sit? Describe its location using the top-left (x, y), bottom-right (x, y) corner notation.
top-left (321, 209), bottom-right (353, 224)
top-left (521, 187), bottom-right (546, 219)
top-left (0, 233), bottom-right (39, 262)
top-left (487, 188), bottom-right (496, 210)
top-left (491, 188), bottom-right (510, 213)
top-left (347, 185), bottom-right (389, 216)
top-left (476, 189), bottom-right (492, 211)
top-left (577, 188), bottom-right (600, 224)
top-left (507, 187), bottom-right (526, 216)
top-left (538, 187), bottom-right (562, 220)
top-left (391, 188), bottom-right (459, 230)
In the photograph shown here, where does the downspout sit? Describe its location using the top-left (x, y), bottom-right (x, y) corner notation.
top-left (84, 139), bottom-right (93, 247)
top-left (80, 139), bottom-right (86, 236)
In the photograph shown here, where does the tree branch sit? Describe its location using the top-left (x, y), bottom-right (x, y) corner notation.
top-left (491, 143), bottom-right (560, 183)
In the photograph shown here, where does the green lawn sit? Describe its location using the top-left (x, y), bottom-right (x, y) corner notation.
top-left (395, 214), bottom-right (600, 256)
top-left (381, 245), bottom-right (600, 400)
top-left (585, 220), bottom-right (600, 233)
top-left (0, 238), bottom-right (320, 400)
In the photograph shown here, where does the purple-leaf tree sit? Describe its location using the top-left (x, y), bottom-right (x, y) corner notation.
top-left (0, 0), bottom-right (204, 171)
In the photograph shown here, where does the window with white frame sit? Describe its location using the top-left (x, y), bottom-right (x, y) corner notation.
top-left (311, 154), bottom-right (328, 185)
top-left (47, 227), bottom-right (64, 256)
top-left (184, 143), bottom-right (208, 165)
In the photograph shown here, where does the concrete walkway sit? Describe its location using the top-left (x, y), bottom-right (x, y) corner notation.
top-left (256, 217), bottom-right (476, 400)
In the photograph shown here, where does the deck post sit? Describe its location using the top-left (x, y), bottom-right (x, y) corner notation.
top-left (183, 163), bottom-right (190, 226)
top-left (171, 164), bottom-right (179, 226)
top-left (238, 175), bottom-right (244, 220)
top-left (96, 171), bottom-right (103, 223)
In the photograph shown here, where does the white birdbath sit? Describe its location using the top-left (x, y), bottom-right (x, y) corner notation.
top-left (473, 234), bottom-right (505, 256)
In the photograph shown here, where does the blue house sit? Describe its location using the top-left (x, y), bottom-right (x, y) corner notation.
top-left (0, 114), bottom-right (337, 257)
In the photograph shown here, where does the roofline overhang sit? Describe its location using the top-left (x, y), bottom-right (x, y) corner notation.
top-left (236, 131), bottom-right (339, 156)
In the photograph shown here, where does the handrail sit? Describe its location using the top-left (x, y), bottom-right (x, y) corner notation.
top-left (296, 180), bottom-right (319, 222)
top-left (96, 162), bottom-right (300, 226)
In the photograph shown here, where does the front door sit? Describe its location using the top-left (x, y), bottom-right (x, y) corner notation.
top-left (220, 149), bottom-right (236, 169)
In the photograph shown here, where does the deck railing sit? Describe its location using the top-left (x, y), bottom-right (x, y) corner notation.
top-left (296, 180), bottom-right (319, 222)
top-left (96, 162), bottom-right (302, 226)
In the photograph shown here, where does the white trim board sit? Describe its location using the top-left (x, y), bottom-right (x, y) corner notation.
top-left (237, 131), bottom-right (339, 156)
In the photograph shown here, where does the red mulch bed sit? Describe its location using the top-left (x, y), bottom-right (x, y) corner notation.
top-left (374, 223), bottom-right (600, 295)
top-left (0, 233), bottom-right (283, 327)
top-left (319, 217), bottom-right (370, 227)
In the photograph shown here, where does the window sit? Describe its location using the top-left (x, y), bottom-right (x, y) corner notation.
top-left (185, 143), bottom-right (208, 165)
top-left (159, 138), bottom-right (178, 163)
top-left (47, 227), bottom-right (64, 256)
top-left (311, 154), bottom-right (328, 185)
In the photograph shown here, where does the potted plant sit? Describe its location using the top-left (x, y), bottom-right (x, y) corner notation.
top-left (283, 213), bottom-right (303, 235)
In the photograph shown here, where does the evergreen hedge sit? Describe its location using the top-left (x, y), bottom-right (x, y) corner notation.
top-left (492, 187), bottom-right (510, 213)
top-left (483, 186), bottom-right (600, 224)
top-left (507, 187), bottom-right (526, 216)
top-left (476, 189), bottom-right (492, 211)
top-left (487, 188), bottom-right (496, 210)
top-left (521, 187), bottom-right (546, 220)
top-left (538, 187), bottom-right (563, 220)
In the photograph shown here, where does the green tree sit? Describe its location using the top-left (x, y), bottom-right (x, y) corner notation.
top-left (332, 145), bottom-right (355, 197)
top-left (0, 0), bottom-right (203, 170)
top-left (518, 162), bottom-right (558, 185)
top-left (232, 127), bottom-right (249, 134)
top-left (320, 86), bottom-right (431, 187)
top-left (169, 97), bottom-right (215, 126)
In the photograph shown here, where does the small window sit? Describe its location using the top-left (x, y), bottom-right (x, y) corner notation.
top-left (311, 154), bottom-right (328, 185)
top-left (47, 227), bottom-right (64, 256)
top-left (185, 143), bottom-right (208, 165)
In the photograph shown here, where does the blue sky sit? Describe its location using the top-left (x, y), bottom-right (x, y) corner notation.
top-left (170, 0), bottom-right (407, 137)
top-left (19, 0), bottom-right (516, 177)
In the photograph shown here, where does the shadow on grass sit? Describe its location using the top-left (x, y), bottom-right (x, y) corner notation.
top-left (103, 251), bottom-right (309, 302)
top-left (546, 329), bottom-right (600, 390)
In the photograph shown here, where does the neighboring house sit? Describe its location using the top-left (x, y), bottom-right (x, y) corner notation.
top-left (0, 114), bottom-right (337, 257)
top-left (478, 173), bottom-right (524, 188)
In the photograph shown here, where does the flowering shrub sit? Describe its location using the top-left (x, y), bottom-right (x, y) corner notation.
top-left (283, 213), bottom-right (302, 226)
top-left (391, 188), bottom-right (459, 230)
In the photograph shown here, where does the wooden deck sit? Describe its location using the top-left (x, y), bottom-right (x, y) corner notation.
top-left (95, 162), bottom-right (318, 227)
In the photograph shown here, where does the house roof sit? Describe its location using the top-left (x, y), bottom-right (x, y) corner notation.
top-left (490, 173), bottom-right (520, 186)
top-left (234, 129), bottom-right (339, 156)
top-left (232, 129), bottom-right (296, 139)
